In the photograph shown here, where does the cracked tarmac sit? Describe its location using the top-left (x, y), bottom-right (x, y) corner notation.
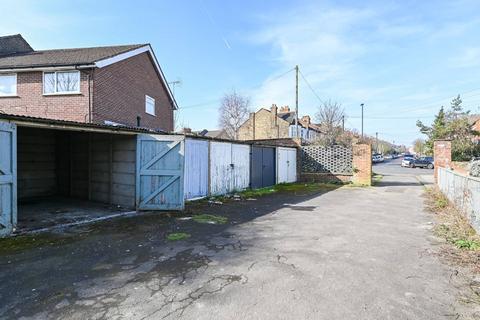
top-left (0, 159), bottom-right (479, 319)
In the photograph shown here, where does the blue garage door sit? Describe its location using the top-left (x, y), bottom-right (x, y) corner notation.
top-left (136, 134), bottom-right (184, 210)
top-left (0, 121), bottom-right (16, 236)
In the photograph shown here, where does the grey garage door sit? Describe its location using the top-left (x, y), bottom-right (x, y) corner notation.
top-left (251, 146), bottom-right (275, 189)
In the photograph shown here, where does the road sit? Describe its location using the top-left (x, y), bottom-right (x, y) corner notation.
top-left (1, 158), bottom-right (476, 319)
top-left (373, 157), bottom-right (435, 184)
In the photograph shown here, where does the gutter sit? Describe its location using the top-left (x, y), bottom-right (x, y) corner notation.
top-left (0, 64), bottom-right (96, 73)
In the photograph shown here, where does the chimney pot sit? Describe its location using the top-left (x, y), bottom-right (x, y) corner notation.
top-left (301, 115), bottom-right (311, 125)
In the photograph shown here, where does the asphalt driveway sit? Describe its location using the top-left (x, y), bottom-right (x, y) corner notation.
top-left (0, 160), bottom-right (476, 319)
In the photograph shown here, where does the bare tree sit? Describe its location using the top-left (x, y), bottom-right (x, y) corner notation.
top-left (218, 91), bottom-right (251, 140)
top-left (315, 100), bottom-right (345, 146)
top-left (412, 138), bottom-right (426, 155)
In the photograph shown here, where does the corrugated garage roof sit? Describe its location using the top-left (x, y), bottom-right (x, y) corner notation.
top-left (0, 113), bottom-right (168, 134)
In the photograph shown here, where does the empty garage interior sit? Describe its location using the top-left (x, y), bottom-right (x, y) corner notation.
top-left (17, 126), bottom-right (137, 231)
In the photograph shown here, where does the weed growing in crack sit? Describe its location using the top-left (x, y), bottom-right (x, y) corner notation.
top-left (166, 233), bottom-right (191, 241)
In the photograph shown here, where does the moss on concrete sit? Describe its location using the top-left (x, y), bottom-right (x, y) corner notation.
top-left (166, 232), bottom-right (191, 241)
top-left (0, 233), bottom-right (76, 255)
top-left (192, 214), bottom-right (228, 224)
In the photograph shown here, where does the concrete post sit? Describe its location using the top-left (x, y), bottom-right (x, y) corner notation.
top-left (352, 144), bottom-right (372, 186)
top-left (433, 140), bottom-right (452, 182)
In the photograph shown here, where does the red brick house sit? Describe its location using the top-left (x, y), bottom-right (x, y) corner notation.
top-left (0, 34), bottom-right (177, 131)
top-left (470, 115), bottom-right (480, 143)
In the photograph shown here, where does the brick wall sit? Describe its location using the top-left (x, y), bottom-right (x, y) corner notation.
top-left (0, 71), bottom-right (91, 122)
top-left (352, 144), bottom-right (372, 186)
top-left (434, 140), bottom-right (452, 182)
top-left (93, 52), bottom-right (174, 132)
top-left (238, 108), bottom-right (290, 140)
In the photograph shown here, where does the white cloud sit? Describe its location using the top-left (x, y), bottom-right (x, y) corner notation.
top-left (248, 4), bottom-right (390, 117)
top-left (451, 47), bottom-right (480, 68)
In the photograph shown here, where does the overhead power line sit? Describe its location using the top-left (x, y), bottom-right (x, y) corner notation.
top-left (367, 87), bottom-right (480, 117)
top-left (349, 115), bottom-right (434, 120)
top-left (298, 69), bottom-right (324, 104)
top-left (178, 67), bottom-right (295, 110)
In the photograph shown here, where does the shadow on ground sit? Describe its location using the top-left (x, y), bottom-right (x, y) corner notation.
top-left (0, 183), bottom-right (341, 319)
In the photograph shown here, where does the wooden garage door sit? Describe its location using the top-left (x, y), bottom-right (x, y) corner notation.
top-left (277, 147), bottom-right (297, 184)
top-left (184, 139), bottom-right (209, 200)
top-left (209, 142), bottom-right (232, 196)
top-left (231, 144), bottom-right (250, 191)
top-left (136, 134), bottom-right (184, 210)
top-left (0, 121), bottom-right (16, 236)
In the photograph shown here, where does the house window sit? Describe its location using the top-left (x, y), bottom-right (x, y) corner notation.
top-left (0, 74), bottom-right (17, 96)
top-left (145, 95), bottom-right (155, 116)
top-left (43, 71), bottom-right (80, 94)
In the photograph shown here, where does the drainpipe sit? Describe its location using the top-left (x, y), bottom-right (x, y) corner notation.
top-left (87, 72), bottom-right (92, 123)
top-left (77, 66), bottom-right (93, 123)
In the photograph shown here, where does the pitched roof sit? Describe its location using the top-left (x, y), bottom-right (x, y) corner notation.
top-left (278, 111), bottom-right (296, 124)
top-left (0, 35), bottom-right (145, 69)
top-left (0, 34), bottom-right (178, 110)
top-left (0, 34), bottom-right (33, 57)
top-left (468, 114), bottom-right (480, 126)
top-left (277, 110), bottom-right (322, 132)
top-left (195, 129), bottom-right (226, 138)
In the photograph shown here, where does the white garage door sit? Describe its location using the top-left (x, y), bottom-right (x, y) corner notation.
top-left (277, 147), bottom-right (297, 184)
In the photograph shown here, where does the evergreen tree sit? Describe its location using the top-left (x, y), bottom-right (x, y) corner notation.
top-left (416, 106), bottom-right (447, 155)
top-left (417, 95), bottom-right (480, 160)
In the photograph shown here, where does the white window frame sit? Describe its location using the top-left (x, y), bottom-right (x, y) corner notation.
top-left (0, 73), bottom-right (17, 97)
top-left (145, 95), bottom-right (156, 116)
top-left (43, 70), bottom-right (81, 95)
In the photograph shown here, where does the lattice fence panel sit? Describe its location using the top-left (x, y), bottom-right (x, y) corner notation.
top-left (301, 145), bottom-right (353, 174)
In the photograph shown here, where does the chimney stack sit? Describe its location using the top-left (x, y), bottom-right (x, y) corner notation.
top-left (270, 104), bottom-right (278, 117)
top-left (301, 115), bottom-right (311, 125)
top-left (182, 127), bottom-right (192, 134)
top-left (279, 106), bottom-right (290, 113)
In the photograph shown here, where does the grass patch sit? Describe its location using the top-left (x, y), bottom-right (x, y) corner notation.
top-left (192, 214), bottom-right (228, 225)
top-left (0, 233), bottom-right (76, 255)
top-left (372, 173), bottom-right (383, 185)
top-left (426, 187), bottom-right (480, 252)
top-left (166, 232), bottom-right (191, 241)
top-left (239, 182), bottom-right (341, 198)
top-left (454, 239), bottom-right (480, 250)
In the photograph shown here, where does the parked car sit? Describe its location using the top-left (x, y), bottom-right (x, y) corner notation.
top-left (372, 154), bottom-right (384, 163)
top-left (410, 156), bottom-right (434, 169)
top-left (401, 154), bottom-right (415, 167)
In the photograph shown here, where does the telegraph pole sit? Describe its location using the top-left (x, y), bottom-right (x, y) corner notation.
top-left (295, 65), bottom-right (299, 138)
top-left (360, 103), bottom-right (365, 139)
top-left (342, 115), bottom-right (345, 132)
top-left (375, 132), bottom-right (379, 153)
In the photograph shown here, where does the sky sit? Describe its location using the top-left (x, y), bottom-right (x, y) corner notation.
top-left (2, 0), bottom-right (480, 146)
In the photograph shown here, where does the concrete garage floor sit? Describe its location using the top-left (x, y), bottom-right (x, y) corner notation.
top-left (0, 159), bottom-right (478, 319)
top-left (17, 197), bottom-right (131, 232)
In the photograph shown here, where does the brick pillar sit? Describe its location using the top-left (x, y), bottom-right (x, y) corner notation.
top-left (433, 140), bottom-right (452, 182)
top-left (352, 144), bottom-right (372, 186)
